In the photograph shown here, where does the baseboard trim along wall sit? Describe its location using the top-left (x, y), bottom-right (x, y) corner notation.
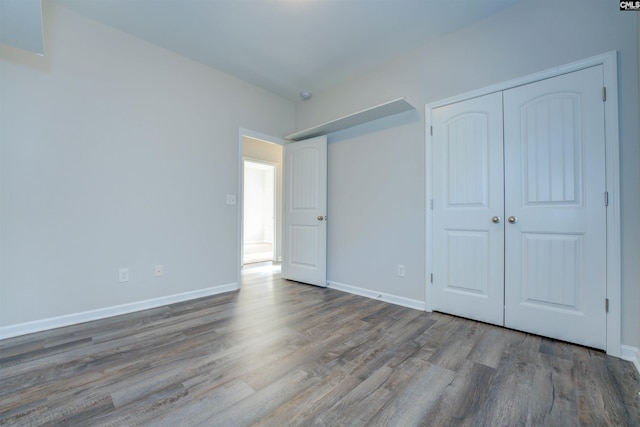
top-left (620, 345), bottom-right (640, 374)
top-left (327, 281), bottom-right (426, 312)
top-left (0, 283), bottom-right (239, 341)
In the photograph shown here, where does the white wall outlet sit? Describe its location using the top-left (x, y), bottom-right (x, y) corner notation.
top-left (119, 268), bottom-right (129, 283)
top-left (154, 265), bottom-right (163, 277)
top-left (226, 194), bottom-right (237, 205)
top-left (397, 264), bottom-right (405, 277)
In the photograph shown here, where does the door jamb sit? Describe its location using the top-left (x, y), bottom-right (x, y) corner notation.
top-left (425, 51), bottom-right (621, 356)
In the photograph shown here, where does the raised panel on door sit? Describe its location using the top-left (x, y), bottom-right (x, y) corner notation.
top-left (503, 66), bottom-right (607, 349)
top-left (431, 92), bottom-right (504, 326)
top-left (282, 136), bottom-right (327, 287)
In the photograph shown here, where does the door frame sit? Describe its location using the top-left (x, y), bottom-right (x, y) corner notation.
top-left (425, 51), bottom-right (621, 356)
top-left (237, 128), bottom-right (288, 285)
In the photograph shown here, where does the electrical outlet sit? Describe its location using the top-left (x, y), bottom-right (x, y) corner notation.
top-left (397, 264), bottom-right (405, 277)
top-left (119, 268), bottom-right (129, 283)
top-left (154, 265), bottom-right (163, 277)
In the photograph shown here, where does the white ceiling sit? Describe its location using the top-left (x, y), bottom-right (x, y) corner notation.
top-left (55, 0), bottom-right (523, 101)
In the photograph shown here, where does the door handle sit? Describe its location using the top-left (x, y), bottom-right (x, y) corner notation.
top-left (508, 216), bottom-right (518, 224)
top-left (317, 215), bottom-right (325, 221)
top-left (491, 216), bottom-right (501, 224)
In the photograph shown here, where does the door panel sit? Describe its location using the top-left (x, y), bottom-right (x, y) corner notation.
top-left (445, 230), bottom-right (490, 294)
top-left (503, 66), bottom-right (606, 349)
top-left (521, 93), bottom-right (582, 205)
top-left (432, 92), bottom-right (505, 326)
top-left (520, 233), bottom-right (582, 309)
top-left (282, 136), bottom-right (327, 287)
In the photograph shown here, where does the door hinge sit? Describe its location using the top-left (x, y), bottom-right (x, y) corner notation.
top-left (430, 273), bottom-right (433, 283)
top-left (605, 298), bottom-right (609, 313)
top-left (604, 191), bottom-right (609, 207)
top-left (430, 199), bottom-right (434, 210)
top-left (430, 126), bottom-right (433, 136)
top-left (602, 87), bottom-right (607, 102)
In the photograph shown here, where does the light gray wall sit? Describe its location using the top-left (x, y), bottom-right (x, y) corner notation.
top-left (296, 0), bottom-right (640, 347)
top-left (0, 2), bottom-right (294, 327)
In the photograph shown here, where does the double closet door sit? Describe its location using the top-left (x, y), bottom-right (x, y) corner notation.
top-left (431, 66), bottom-right (607, 350)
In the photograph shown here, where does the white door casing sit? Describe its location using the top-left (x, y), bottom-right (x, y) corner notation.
top-left (431, 92), bottom-right (505, 326)
top-left (282, 136), bottom-right (328, 287)
top-left (503, 65), bottom-right (607, 349)
top-left (429, 62), bottom-right (612, 351)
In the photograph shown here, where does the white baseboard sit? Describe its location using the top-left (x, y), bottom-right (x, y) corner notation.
top-left (327, 281), bottom-right (426, 311)
top-left (0, 282), bottom-right (239, 341)
top-left (620, 345), bottom-right (640, 374)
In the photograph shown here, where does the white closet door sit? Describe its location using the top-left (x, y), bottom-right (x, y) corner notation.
top-left (503, 66), bottom-right (607, 349)
top-left (431, 92), bottom-right (505, 326)
top-left (282, 136), bottom-right (328, 287)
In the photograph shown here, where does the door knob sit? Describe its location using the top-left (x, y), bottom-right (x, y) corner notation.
top-left (491, 216), bottom-right (501, 224)
top-left (507, 216), bottom-right (518, 224)
top-left (317, 215), bottom-right (325, 221)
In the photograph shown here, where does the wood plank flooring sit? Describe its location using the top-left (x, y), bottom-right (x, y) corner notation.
top-left (1, 262), bottom-right (639, 426)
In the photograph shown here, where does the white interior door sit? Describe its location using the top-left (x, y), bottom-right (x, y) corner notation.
top-left (282, 136), bottom-right (327, 287)
top-left (503, 66), bottom-right (607, 349)
top-left (431, 66), bottom-right (607, 349)
top-left (431, 92), bottom-right (505, 326)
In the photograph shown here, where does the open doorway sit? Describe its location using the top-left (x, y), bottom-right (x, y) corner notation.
top-left (240, 134), bottom-right (284, 266)
top-left (243, 159), bottom-right (276, 263)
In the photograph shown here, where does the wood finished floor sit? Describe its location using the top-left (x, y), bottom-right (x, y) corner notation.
top-left (1, 263), bottom-right (639, 426)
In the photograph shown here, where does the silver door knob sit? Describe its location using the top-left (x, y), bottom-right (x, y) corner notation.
top-left (491, 216), bottom-right (501, 224)
top-left (508, 216), bottom-right (517, 224)
top-left (317, 215), bottom-right (325, 221)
